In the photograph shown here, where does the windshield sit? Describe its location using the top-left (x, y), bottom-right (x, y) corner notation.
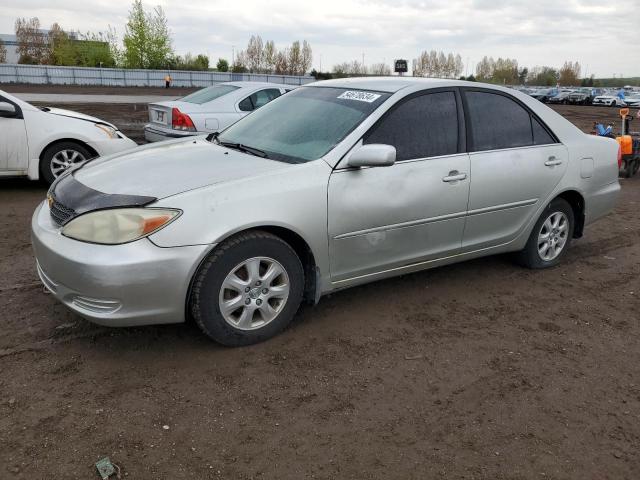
top-left (216, 87), bottom-right (391, 164)
top-left (180, 84), bottom-right (240, 104)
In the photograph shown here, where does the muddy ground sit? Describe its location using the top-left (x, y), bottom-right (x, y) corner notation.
top-left (0, 88), bottom-right (639, 479)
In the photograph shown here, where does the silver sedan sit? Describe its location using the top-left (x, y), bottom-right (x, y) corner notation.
top-left (32, 78), bottom-right (621, 346)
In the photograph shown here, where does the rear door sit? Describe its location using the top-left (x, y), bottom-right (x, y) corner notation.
top-left (460, 88), bottom-right (568, 250)
top-left (328, 89), bottom-right (470, 281)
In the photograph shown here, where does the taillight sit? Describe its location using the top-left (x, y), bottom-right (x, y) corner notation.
top-left (171, 108), bottom-right (196, 131)
top-left (617, 144), bottom-right (623, 169)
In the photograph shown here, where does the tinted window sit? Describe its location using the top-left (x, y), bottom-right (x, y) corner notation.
top-left (180, 85), bottom-right (239, 104)
top-left (365, 91), bottom-right (458, 160)
top-left (466, 91), bottom-right (533, 151)
top-left (532, 117), bottom-right (555, 145)
top-left (239, 88), bottom-right (281, 111)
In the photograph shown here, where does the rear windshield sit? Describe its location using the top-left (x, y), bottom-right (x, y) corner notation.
top-left (180, 85), bottom-right (240, 104)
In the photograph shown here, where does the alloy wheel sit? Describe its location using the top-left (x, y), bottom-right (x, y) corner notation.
top-left (537, 212), bottom-right (569, 261)
top-left (50, 149), bottom-right (86, 177)
top-left (218, 256), bottom-right (290, 330)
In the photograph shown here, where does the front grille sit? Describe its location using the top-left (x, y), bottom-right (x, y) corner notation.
top-left (49, 197), bottom-right (76, 226)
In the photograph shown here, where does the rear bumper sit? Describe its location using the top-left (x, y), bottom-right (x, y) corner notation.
top-left (144, 124), bottom-right (197, 143)
top-left (31, 201), bottom-right (210, 326)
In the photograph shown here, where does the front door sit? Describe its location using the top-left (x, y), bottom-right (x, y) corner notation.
top-left (328, 90), bottom-right (470, 282)
top-left (0, 95), bottom-right (28, 172)
top-left (460, 89), bottom-right (568, 250)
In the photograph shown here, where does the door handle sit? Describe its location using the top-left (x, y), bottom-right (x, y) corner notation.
top-left (544, 156), bottom-right (562, 167)
top-left (442, 171), bottom-right (467, 183)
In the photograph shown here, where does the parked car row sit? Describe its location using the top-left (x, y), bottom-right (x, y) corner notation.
top-left (519, 85), bottom-right (640, 107)
top-left (28, 78), bottom-right (621, 346)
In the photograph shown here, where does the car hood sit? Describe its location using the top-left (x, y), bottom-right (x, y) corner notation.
top-left (44, 107), bottom-right (117, 129)
top-left (74, 137), bottom-right (293, 199)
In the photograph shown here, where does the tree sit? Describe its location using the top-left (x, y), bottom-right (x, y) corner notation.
top-left (216, 58), bottom-right (229, 72)
top-left (123, 0), bottom-right (173, 68)
top-left (48, 23), bottom-right (75, 65)
top-left (287, 41), bottom-right (302, 75)
top-left (370, 62), bottom-right (391, 75)
top-left (231, 50), bottom-right (248, 73)
top-left (300, 40), bottom-right (312, 75)
top-left (78, 31), bottom-right (116, 67)
top-left (246, 35), bottom-right (263, 73)
top-left (15, 17), bottom-right (48, 64)
top-left (475, 56), bottom-right (495, 81)
top-left (528, 66), bottom-right (559, 86)
top-left (0, 39), bottom-right (6, 63)
top-left (518, 67), bottom-right (528, 85)
top-left (274, 49), bottom-right (288, 74)
top-left (262, 40), bottom-right (276, 73)
top-left (558, 61), bottom-right (581, 86)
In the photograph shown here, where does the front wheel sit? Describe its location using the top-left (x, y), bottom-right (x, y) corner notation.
top-left (40, 141), bottom-right (93, 185)
top-left (189, 231), bottom-right (304, 346)
top-left (517, 198), bottom-right (574, 269)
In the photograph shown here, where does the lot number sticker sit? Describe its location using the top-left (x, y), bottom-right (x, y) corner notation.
top-left (338, 91), bottom-right (381, 103)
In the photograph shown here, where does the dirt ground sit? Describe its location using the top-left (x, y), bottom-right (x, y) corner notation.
top-left (1, 91), bottom-right (639, 479)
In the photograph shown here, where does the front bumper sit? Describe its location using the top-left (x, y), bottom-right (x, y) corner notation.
top-left (91, 135), bottom-right (138, 155)
top-left (144, 124), bottom-right (198, 143)
top-left (31, 201), bottom-right (210, 327)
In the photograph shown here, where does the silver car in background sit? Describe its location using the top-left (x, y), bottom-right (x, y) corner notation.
top-left (144, 81), bottom-right (292, 142)
top-left (32, 78), bottom-right (620, 346)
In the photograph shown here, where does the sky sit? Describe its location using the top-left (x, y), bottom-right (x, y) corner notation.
top-left (1, 0), bottom-right (639, 78)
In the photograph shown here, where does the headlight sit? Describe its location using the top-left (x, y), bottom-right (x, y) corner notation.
top-left (95, 123), bottom-right (119, 139)
top-left (62, 208), bottom-right (180, 244)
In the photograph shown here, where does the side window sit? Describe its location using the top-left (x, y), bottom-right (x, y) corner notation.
top-left (532, 116), bottom-right (555, 145)
top-left (239, 89), bottom-right (281, 112)
top-left (238, 96), bottom-right (254, 112)
top-left (364, 91), bottom-right (458, 161)
top-left (465, 91), bottom-right (534, 151)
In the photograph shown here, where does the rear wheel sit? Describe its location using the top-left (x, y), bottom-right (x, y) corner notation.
top-left (517, 198), bottom-right (574, 269)
top-left (189, 231), bottom-right (304, 346)
top-left (40, 141), bottom-right (93, 185)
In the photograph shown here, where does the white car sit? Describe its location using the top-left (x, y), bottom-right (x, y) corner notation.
top-left (592, 94), bottom-right (626, 107)
top-left (0, 90), bottom-right (137, 184)
top-left (624, 95), bottom-right (640, 107)
top-left (144, 82), bottom-right (293, 142)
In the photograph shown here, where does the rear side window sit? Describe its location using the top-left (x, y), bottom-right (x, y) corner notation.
top-left (239, 88), bottom-right (282, 112)
top-left (532, 117), bottom-right (555, 145)
top-left (365, 91), bottom-right (458, 160)
top-left (465, 91), bottom-right (557, 151)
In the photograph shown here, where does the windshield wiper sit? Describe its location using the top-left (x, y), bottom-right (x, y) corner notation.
top-left (219, 141), bottom-right (268, 158)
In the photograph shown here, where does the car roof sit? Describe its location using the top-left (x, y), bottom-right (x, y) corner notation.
top-left (221, 81), bottom-right (289, 89)
top-left (305, 76), bottom-right (513, 93)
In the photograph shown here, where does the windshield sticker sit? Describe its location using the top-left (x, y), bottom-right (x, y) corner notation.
top-left (337, 91), bottom-right (382, 103)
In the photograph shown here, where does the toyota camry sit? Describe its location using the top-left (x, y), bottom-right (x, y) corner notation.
top-left (32, 78), bottom-right (620, 346)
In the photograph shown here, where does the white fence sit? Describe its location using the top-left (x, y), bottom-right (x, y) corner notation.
top-left (0, 64), bottom-right (315, 87)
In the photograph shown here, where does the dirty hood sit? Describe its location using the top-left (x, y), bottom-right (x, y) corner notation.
top-left (44, 107), bottom-right (117, 129)
top-left (74, 137), bottom-right (291, 199)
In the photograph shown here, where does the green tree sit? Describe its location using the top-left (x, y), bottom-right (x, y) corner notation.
top-left (48, 23), bottom-right (76, 65)
top-left (123, 0), bottom-right (173, 68)
top-left (216, 58), bottom-right (229, 72)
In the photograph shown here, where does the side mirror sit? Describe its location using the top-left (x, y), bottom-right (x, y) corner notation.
top-left (346, 144), bottom-right (396, 168)
top-left (0, 102), bottom-right (17, 117)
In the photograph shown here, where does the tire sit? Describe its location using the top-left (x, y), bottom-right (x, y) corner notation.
top-left (189, 230), bottom-right (304, 346)
top-left (40, 141), bottom-right (94, 185)
top-left (517, 198), bottom-right (575, 269)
